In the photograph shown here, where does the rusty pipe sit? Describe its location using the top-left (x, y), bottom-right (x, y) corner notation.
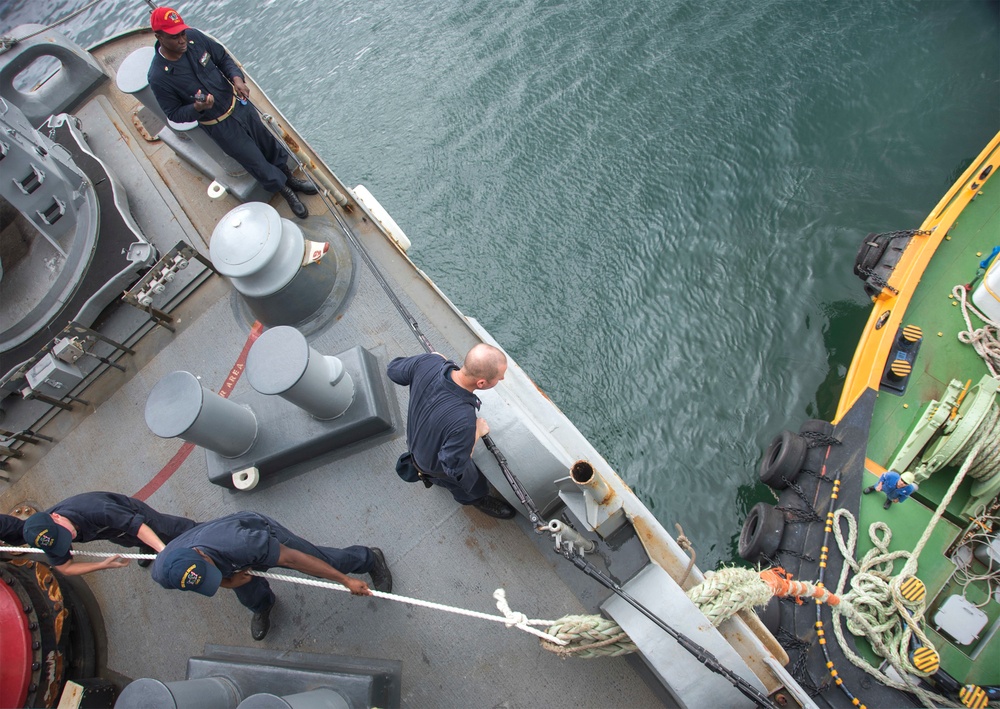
top-left (570, 459), bottom-right (612, 504)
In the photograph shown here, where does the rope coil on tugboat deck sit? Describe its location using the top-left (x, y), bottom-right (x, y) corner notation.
top-left (246, 101), bottom-right (781, 709)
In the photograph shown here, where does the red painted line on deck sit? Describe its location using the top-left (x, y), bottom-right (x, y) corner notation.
top-left (134, 321), bottom-right (264, 501)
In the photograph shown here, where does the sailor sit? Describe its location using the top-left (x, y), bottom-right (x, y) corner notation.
top-left (0, 513), bottom-right (25, 545)
top-left (863, 470), bottom-right (918, 510)
top-left (150, 511), bottom-right (392, 641)
top-left (145, 7), bottom-right (316, 219)
top-left (387, 344), bottom-right (517, 519)
top-left (21, 491), bottom-right (197, 575)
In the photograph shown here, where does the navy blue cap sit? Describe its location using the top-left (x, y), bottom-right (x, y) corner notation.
top-left (155, 547), bottom-right (222, 596)
top-left (22, 512), bottom-right (72, 560)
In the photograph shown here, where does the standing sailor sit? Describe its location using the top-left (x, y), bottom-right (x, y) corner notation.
top-left (863, 470), bottom-right (918, 510)
top-left (21, 491), bottom-right (197, 575)
top-left (145, 6), bottom-right (316, 219)
top-left (151, 511), bottom-right (392, 641)
top-left (387, 344), bottom-right (517, 519)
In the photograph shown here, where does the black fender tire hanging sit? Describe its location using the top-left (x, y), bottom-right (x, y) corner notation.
top-left (738, 502), bottom-right (786, 562)
top-left (758, 430), bottom-right (807, 489)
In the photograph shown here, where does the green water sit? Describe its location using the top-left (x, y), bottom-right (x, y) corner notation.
top-left (4, 0), bottom-right (998, 568)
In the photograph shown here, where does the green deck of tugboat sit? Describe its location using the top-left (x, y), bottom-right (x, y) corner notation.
top-left (854, 161), bottom-right (1000, 684)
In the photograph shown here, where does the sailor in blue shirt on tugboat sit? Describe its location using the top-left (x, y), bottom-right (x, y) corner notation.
top-left (863, 470), bottom-right (918, 510)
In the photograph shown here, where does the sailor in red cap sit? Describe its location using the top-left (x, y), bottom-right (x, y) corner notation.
top-left (146, 7), bottom-right (317, 219)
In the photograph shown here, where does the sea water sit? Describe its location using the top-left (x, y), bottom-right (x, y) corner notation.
top-left (2, 0), bottom-right (998, 568)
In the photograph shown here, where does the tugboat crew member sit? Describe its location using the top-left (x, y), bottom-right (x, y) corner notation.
top-left (22, 491), bottom-right (197, 575)
top-left (151, 511), bottom-right (393, 641)
top-left (146, 7), bottom-right (317, 219)
top-left (863, 470), bottom-right (918, 510)
top-left (0, 513), bottom-right (25, 545)
top-left (387, 344), bottom-right (517, 520)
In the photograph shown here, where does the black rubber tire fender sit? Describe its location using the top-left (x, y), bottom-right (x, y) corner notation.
top-left (738, 502), bottom-right (786, 562)
top-left (758, 430), bottom-right (808, 489)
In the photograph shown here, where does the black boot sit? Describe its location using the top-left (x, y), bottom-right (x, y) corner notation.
top-left (470, 494), bottom-right (517, 519)
top-left (368, 547), bottom-right (393, 593)
top-left (280, 166), bottom-right (318, 195)
top-left (883, 499), bottom-right (893, 510)
top-left (862, 486), bottom-right (875, 495)
top-left (279, 186), bottom-right (308, 219)
top-left (251, 601), bottom-right (274, 641)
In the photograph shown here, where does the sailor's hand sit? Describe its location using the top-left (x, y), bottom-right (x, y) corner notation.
top-left (220, 570), bottom-right (253, 588)
top-left (345, 578), bottom-right (371, 596)
top-left (193, 91), bottom-right (214, 111)
top-left (476, 418), bottom-right (490, 438)
top-left (232, 76), bottom-right (250, 101)
top-left (101, 555), bottom-right (130, 569)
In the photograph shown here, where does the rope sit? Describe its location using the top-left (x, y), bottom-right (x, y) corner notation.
top-left (954, 284), bottom-right (1000, 379)
top-left (539, 615), bottom-right (638, 658)
top-left (674, 523), bottom-right (696, 586)
top-left (0, 0), bottom-right (106, 52)
top-left (0, 545), bottom-right (589, 647)
top-left (825, 433), bottom-right (993, 708)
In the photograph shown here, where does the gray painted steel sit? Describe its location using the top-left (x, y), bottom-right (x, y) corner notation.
top-left (114, 677), bottom-right (241, 709)
top-left (236, 689), bottom-right (349, 709)
top-left (246, 326), bottom-right (355, 420)
top-left (206, 345), bottom-right (391, 487)
top-left (211, 203), bottom-right (340, 327)
top-left (145, 370), bottom-right (258, 457)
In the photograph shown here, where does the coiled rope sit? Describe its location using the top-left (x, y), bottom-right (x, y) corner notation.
top-left (953, 283), bottom-right (1000, 379)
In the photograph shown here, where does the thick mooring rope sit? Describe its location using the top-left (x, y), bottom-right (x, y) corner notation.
top-left (539, 615), bottom-right (638, 658)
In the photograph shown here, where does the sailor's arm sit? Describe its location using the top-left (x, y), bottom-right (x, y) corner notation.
top-left (135, 523), bottom-right (169, 553)
top-left (276, 544), bottom-right (371, 596)
top-left (54, 555), bottom-right (129, 576)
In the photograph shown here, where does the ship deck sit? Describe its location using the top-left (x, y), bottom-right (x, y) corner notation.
top-left (0, 30), bottom-right (670, 708)
top-left (853, 141), bottom-right (1000, 685)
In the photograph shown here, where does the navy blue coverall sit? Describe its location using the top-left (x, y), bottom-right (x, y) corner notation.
top-left (40, 491), bottom-right (197, 565)
top-left (0, 514), bottom-right (24, 546)
top-left (147, 28), bottom-right (289, 192)
top-left (386, 353), bottom-right (490, 504)
top-left (152, 512), bottom-right (374, 613)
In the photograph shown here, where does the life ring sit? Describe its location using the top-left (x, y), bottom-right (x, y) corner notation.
top-left (738, 502), bottom-right (785, 562)
top-left (758, 430), bottom-right (807, 489)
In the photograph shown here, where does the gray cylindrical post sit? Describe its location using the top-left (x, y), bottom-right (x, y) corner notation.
top-left (145, 370), bottom-right (257, 458)
top-left (246, 326), bottom-right (354, 420)
top-left (115, 677), bottom-right (241, 709)
top-left (210, 203), bottom-right (337, 328)
top-left (236, 689), bottom-right (349, 709)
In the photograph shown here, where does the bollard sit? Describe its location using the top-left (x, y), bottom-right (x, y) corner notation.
top-left (246, 326), bottom-right (354, 420)
top-left (145, 370), bottom-right (257, 458)
top-left (210, 203), bottom-right (337, 328)
top-left (115, 677), bottom-right (241, 709)
top-left (236, 688), bottom-right (349, 709)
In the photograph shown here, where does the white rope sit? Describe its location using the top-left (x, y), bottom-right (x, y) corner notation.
top-left (0, 545), bottom-right (156, 560)
top-left (0, 545), bottom-right (566, 645)
top-left (249, 571), bottom-right (567, 644)
top-left (953, 284), bottom-right (1000, 378)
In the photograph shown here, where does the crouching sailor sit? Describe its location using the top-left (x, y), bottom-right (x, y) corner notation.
top-left (22, 491), bottom-right (197, 575)
top-left (150, 511), bottom-right (393, 641)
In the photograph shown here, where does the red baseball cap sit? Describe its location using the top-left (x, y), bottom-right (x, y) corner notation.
top-left (150, 7), bottom-right (191, 35)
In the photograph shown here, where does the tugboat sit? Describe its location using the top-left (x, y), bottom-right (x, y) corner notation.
top-left (739, 132), bottom-right (1000, 708)
top-left (0, 8), bottom-right (800, 709)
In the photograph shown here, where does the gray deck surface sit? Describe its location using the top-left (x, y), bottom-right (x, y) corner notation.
top-left (0, 32), bottom-right (666, 709)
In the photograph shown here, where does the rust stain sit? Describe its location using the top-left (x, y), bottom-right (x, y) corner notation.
top-left (42, 650), bottom-right (64, 706)
top-left (110, 117), bottom-right (132, 146)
